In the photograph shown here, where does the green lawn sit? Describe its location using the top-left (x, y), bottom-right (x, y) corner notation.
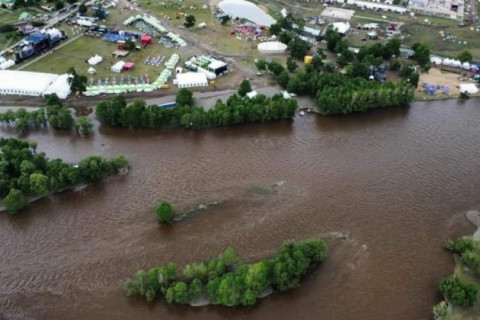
top-left (0, 7), bottom-right (45, 24)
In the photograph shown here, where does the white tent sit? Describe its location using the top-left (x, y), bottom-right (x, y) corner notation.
top-left (175, 72), bottom-right (208, 88)
top-left (459, 84), bottom-right (479, 94)
top-left (246, 90), bottom-right (258, 98)
top-left (430, 57), bottom-right (442, 65)
top-left (111, 61), bottom-right (125, 73)
top-left (87, 67), bottom-right (96, 74)
top-left (331, 22), bottom-right (350, 34)
top-left (88, 55), bottom-right (103, 65)
top-left (218, 0), bottom-right (276, 26)
top-left (257, 41), bottom-right (287, 53)
top-left (0, 70), bottom-right (71, 99)
top-left (462, 62), bottom-right (471, 70)
top-left (43, 74), bottom-right (72, 99)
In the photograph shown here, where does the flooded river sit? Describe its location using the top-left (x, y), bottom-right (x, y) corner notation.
top-left (1, 98), bottom-right (480, 320)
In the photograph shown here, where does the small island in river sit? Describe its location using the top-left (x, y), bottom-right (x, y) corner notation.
top-left (124, 238), bottom-right (327, 307)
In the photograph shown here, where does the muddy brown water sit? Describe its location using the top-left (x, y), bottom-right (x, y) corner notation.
top-left (1, 99), bottom-right (480, 320)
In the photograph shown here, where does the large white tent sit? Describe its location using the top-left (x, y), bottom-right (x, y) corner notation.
top-left (174, 72), bottom-right (208, 88)
top-left (257, 41), bottom-right (287, 53)
top-left (459, 84), bottom-right (479, 94)
top-left (0, 70), bottom-right (71, 99)
top-left (218, 0), bottom-right (276, 26)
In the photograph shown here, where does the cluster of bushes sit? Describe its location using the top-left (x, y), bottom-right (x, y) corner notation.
top-left (96, 92), bottom-right (297, 130)
top-left (268, 65), bottom-right (414, 115)
top-left (446, 237), bottom-right (480, 277)
top-left (124, 239), bottom-right (327, 307)
top-left (0, 138), bottom-right (128, 214)
top-left (439, 275), bottom-right (478, 307)
top-left (0, 94), bottom-right (93, 135)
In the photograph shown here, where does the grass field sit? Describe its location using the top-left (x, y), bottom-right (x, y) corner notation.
top-left (0, 7), bottom-right (44, 24)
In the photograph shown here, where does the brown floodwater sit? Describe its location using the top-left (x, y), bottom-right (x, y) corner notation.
top-left (1, 98), bottom-right (480, 320)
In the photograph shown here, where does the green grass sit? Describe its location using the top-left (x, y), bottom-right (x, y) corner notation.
top-left (0, 7), bottom-right (45, 24)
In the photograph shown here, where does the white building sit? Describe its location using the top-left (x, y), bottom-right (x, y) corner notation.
top-left (257, 41), bottom-right (287, 53)
top-left (0, 70), bottom-right (71, 99)
top-left (331, 22), bottom-right (351, 34)
top-left (174, 72), bottom-right (208, 88)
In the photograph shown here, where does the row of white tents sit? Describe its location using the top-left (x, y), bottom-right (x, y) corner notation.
top-left (123, 15), bottom-right (187, 47)
top-left (430, 56), bottom-right (477, 71)
top-left (165, 54), bottom-right (180, 69)
top-left (84, 69), bottom-right (172, 96)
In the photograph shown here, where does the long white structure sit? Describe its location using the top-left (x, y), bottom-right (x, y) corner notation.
top-left (0, 70), bottom-right (71, 99)
top-left (257, 41), bottom-right (287, 53)
top-left (219, 0), bottom-right (276, 26)
top-left (174, 72), bottom-right (208, 88)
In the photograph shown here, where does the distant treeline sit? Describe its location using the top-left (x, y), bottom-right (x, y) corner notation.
top-left (0, 94), bottom-right (93, 135)
top-left (0, 138), bottom-right (128, 214)
top-left (124, 239), bottom-right (327, 307)
top-left (260, 60), bottom-right (415, 115)
top-left (95, 92), bottom-right (297, 130)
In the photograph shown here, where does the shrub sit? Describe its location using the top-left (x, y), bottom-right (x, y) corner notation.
top-left (445, 237), bottom-right (474, 255)
top-left (155, 201), bottom-right (174, 223)
top-left (4, 188), bottom-right (27, 214)
top-left (440, 275), bottom-right (478, 307)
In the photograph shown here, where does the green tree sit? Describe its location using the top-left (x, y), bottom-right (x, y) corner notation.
top-left (286, 57), bottom-right (297, 72)
top-left (29, 172), bottom-right (48, 195)
top-left (220, 15), bottom-right (230, 25)
top-left (390, 59), bottom-right (401, 71)
top-left (93, 5), bottom-right (107, 19)
top-left (155, 200), bottom-right (174, 223)
top-left (184, 14), bottom-right (196, 28)
top-left (166, 282), bottom-right (190, 304)
top-left (124, 39), bottom-right (136, 51)
top-left (109, 155), bottom-right (129, 170)
top-left (76, 116), bottom-right (93, 134)
top-left (175, 88), bottom-right (194, 107)
top-left (67, 67), bottom-right (87, 95)
top-left (255, 59), bottom-right (267, 72)
top-left (47, 105), bottom-right (74, 130)
top-left (288, 37), bottom-right (311, 60)
top-left (278, 70), bottom-right (290, 89)
top-left (188, 278), bottom-right (202, 300)
top-left (269, 23), bottom-right (281, 35)
top-left (55, 0), bottom-right (64, 10)
top-left (457, 50), bottom-right (473, 63)
top-left (78, 156), bottom-right (112, 182)
top-left (78, 3), bottom-right (88, 15)
top-left (440, 275), bottom-right (478, 307)
top-left (4, 188), bottom-right (27, 214)
top-left (238, 79), bottom-right (252, 97)
top-left (412, 43), bottom-right (430, 69)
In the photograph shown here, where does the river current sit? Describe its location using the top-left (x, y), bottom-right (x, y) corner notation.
top-left (1, 98), bottom-right (479, 320)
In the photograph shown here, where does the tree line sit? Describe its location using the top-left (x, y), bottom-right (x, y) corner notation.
top-left (0, 94), bottom-right (93, 135)
top-left (258, 59), bottom-right (414, 115)
top-left (124, 238), bottom-right (327, 306)
top-left (0, 138), bottom-right (128, 214)
top-left (95, 91), bottom-right (297, 130)
top-left (432, 237), bottom-right (480, 318)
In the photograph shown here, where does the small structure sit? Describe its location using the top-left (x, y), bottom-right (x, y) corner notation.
top-left (459, 84), bottom-right (479, 94)
top-left (331, 22), bottom-right (350, 35)
top-left (246, 90), bottom-right (258, 98)
top-left (198, 22), bottom-right (207, 28)
top-left (0, 0), bottom-right (15, 8)
top-left (88, 55), bottom-right (103, 65)
top-left (123, 62), bottom-right (135, 71)
top-left (140, 34), bottom-right (152, 45)
top-left (367, 31), bottom-right (378, 40)
top-left (87, 67), bottom-right (96, 74)
top-left (111, 61), bottom-right (125, 73)
top-left (175, 72), bottom-right (208, 88)
top-left (257, 41), bottom-right (287, 54)
top-left (304, 55), bottom-right (313, 64)
top-left (19, 12), bottom-right (33, 21)
top-left (112, 50), bottom-right (129, 58)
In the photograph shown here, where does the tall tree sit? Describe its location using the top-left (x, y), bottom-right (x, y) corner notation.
top-left (67, 67), bottom-right (87, 95)
top-left (184, 15), bottom-right (196, 28)
top-left (175, 88), bottom-right (194, 106)
top-left (457, 50), bottom-right (473, 63)
top-left (238, 79), bottom-right (252, 97)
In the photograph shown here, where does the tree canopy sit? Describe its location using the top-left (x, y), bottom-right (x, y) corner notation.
top-left (67, 67), bottom-right (87, 94)
top-left (0, 138), bottom-right (128, 214)
top-left (237, 79), bottom-right (252, 97)
top-left (184, 15), bottom-right (196, 28)
top-left (155, 201), bottom-right (174, 223)
top-left (457, 50), bottom-right (473, 63)
top-left (124, 239), bottom-right (327, 307)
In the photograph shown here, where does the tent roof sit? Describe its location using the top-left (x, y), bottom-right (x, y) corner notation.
top-left (0, 70), bottom-right (71, 98)
top-left (176, 72), bottom-right (208, 86)
top-left (141, 34), bottom-right (152, 40)
top-left (123, 62), bottom-right (134, 68)
top-left (459, 83), bottom-right (479, 94)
